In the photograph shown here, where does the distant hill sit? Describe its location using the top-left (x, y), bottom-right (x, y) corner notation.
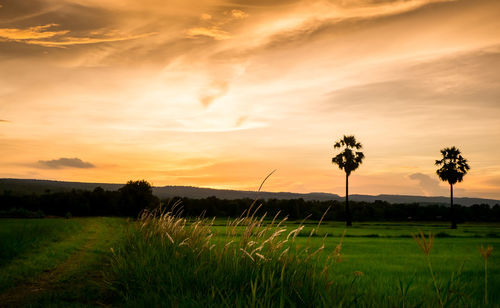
top-left (1, 178), bottom-right (499, 207)
top-left (0, 178), bottom-right (122, 194)
top-left (152, 186), bottom-right (500, 207)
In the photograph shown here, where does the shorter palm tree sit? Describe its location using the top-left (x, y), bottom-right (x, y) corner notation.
top-left (332, 135), bottom-right (365, 227)
top-left (435, 146), bottom-right (470, 229)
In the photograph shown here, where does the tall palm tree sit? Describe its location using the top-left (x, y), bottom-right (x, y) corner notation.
top-left (435, 146), bottom-right (470, 229)
top-left (332, 135), bottom-right (365, 227)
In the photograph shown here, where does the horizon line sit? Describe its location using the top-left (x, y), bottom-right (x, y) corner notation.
top-left (1, 177), bottom-right (499, 202)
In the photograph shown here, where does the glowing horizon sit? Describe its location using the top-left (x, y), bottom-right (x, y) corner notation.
top-left (1, 0), bottom-right (500, 199)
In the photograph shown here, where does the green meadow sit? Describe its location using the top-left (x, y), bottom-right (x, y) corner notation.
top-left (0, 217), bottom-right (127, 306)
top-left (0, 216), bottom-right (498, 307)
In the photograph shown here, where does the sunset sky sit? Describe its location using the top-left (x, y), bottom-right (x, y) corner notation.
top-left (1, 0), bottom-right (500, 199)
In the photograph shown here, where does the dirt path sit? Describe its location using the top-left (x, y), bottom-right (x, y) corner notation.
top-left (0, 218), bottom-right (120, 307)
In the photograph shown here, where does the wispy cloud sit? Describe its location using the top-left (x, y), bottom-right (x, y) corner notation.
top-left (36, 158), bottom-right (95, 169)
top-left (186, 9), bottom-right (248, 40)
top-left (229, 9), bottom-right (248, 19)
top-left (0, 23), bottom-right (156, 48)
top-left (26, 32), bottom-right (157, 47)
top-left (186, 27), bottom-right (231, 40)
top-left (235, 116), bottom-right (248, 127)
top-left (199, 80), bottom-right (229, 107)
top-left (0, 24), bottom-right (69, 40)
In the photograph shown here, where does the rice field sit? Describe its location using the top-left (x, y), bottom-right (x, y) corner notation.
top-left (0, 213), bottom-right (498, 307)
top-left (106, 207), bottom-right (500, 307)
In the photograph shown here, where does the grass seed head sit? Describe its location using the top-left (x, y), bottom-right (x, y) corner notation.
top-left (478, 245), bottom-right (493, 260)
top-left (354, 271), bottom-right (364, 277)
top-left (255, 253), bottom-right (266, 260)
top-left (412, 231), bottom-right (434, 256)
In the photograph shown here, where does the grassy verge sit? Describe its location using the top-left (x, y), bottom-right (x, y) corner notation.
top-left (0, 217), bottom-right (127, 307)
top-left (0, 218), bottom-right (88, 291)
top-left (0, 218), bottom-right (84, 266)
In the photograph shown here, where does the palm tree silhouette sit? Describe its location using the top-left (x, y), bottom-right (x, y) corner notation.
top-left (332, 135), bottom-right (365, 227)
top-left (435, 146), bottom-right (470, 229)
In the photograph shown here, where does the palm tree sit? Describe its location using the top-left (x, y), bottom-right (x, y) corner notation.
top-left (332, 135), bottom-right (365, 227)
top-left (435, 146), bottom-right (470, 229)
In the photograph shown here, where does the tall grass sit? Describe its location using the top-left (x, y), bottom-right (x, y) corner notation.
top-left (478, 245), bottom-right (493, 305)
top-left (104, 201), bottom-right (350, 307)
top-left (412, 231), bottom-right (443, 306)
top-left (412, 231), bottom-right (474, 307)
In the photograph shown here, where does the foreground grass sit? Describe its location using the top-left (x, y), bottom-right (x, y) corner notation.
top-left (105, 208), bottom-right (499, 307)
top-left (1, 216), bottom-right (498, 307)
top-left (105, 207), bottom-right (343, 307)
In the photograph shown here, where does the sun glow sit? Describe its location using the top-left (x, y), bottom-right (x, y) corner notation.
top-left (1, 0), bottom-right (500, 198)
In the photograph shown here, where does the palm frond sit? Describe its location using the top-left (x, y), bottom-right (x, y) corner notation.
top-left (435, 147), bottom-right (470, 185)
top-left (332, 135), bottom-right (364, 174)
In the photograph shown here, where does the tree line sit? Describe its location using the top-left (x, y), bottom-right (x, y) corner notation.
top-left (0, 180), bottom-right (159, 218)
top-left (168, 197), bottom-right (500, 222)
top-left (1, 181), bottom-right (499, 221)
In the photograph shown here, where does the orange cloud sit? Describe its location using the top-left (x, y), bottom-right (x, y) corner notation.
top-left (200, 13), bottom-right (212, 20)
top-left (229, 9), bottom-right (248, 19)
top-left (0, 22), bottom-right (156, 48)
top-left (25, 32), bottom-right (157, 47)
top-left (199, 81), bottom-right (229, 107)
top-left (187, 8), bottom-right (248, 40)
top-left (0, 24), bottom-right (69, 40)
top-left (186, 27), bottom-right (231, 40)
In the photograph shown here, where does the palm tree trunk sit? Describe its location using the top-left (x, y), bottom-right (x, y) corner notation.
top-left (450, 183), bottom-right (456, 229)
top-left (345, 173), bottom-right (352, 227)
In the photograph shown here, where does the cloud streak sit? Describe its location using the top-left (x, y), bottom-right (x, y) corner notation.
top-left (0, 24), bottom-right (69, 40)
top-left (26, 32), bottom-right (157, 47)
top-left (0, 23), bottom-right (156, 48)
top-left (186, 27), bottom-right (231, 40)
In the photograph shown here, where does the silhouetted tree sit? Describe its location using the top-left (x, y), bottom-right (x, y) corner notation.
top-left (118, 180), bottom-right (159, 217)
top-left (332, 135), bottom-right (365, 227)
top-left (435, 146), bottom-right (470, 229)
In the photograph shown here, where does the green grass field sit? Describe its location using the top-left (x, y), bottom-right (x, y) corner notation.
top-left (0, 217), bottom-right (127, 307)
top-left (0, 216), bottom-right (498, 307)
